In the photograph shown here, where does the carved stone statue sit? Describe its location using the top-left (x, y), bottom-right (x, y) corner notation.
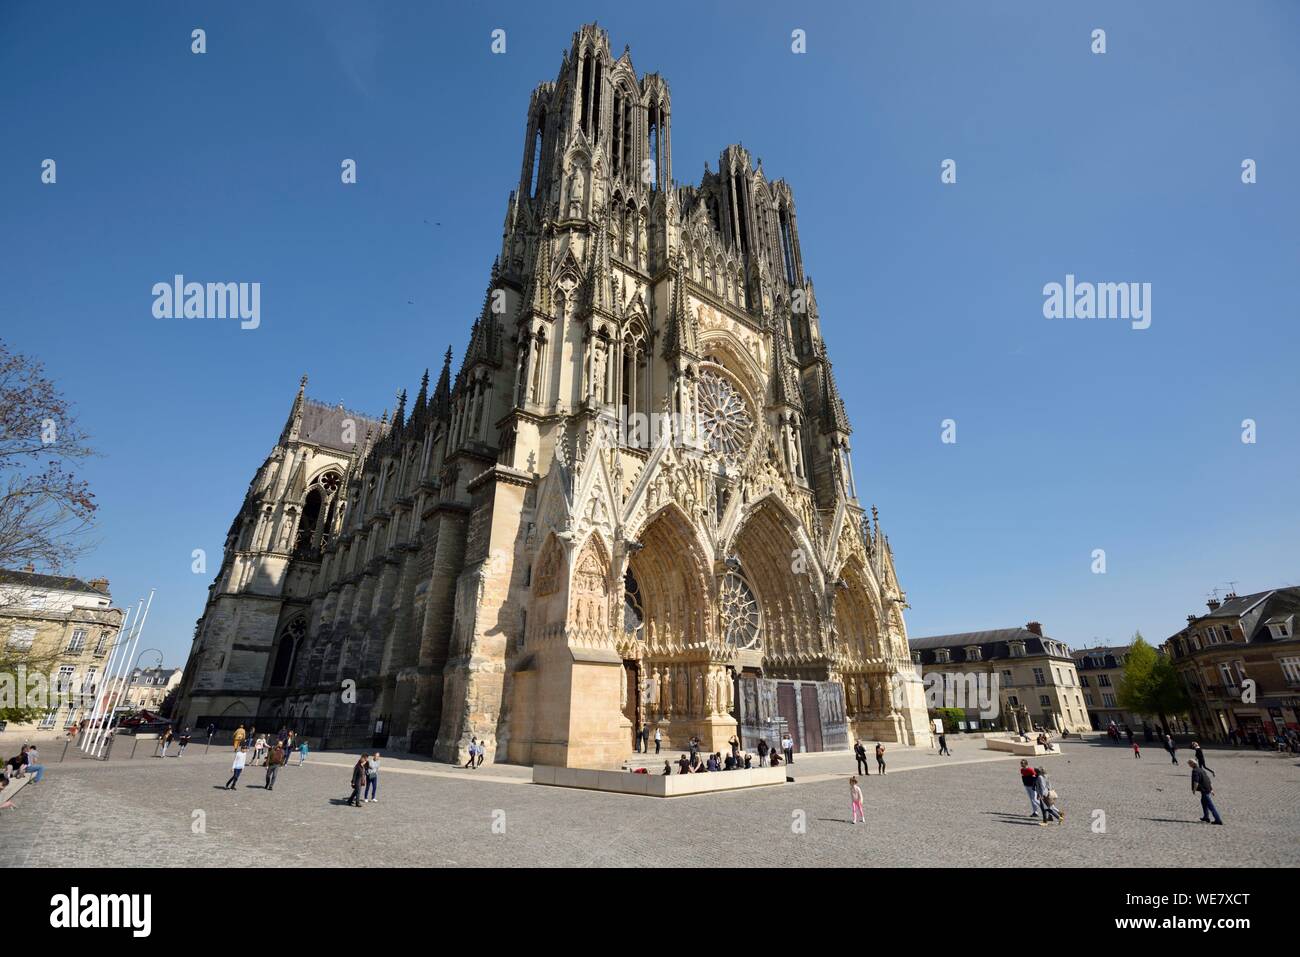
top-left (568, 167), bottom-right (585, 218)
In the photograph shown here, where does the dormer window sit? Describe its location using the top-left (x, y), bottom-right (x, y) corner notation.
top-left (1266, 615), bottom-right (1293, 640)
top-left (965, 645), bottom-right (982, 662)
top-left (935, 648), bottom-right (951, 664)
top-left (1009, 640), bottom-right (1026, 658)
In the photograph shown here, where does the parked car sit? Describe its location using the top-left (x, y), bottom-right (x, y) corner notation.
top-left (117, 710), bottom-right (173, 735)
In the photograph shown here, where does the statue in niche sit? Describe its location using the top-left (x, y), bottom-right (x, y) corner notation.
top-left (591, 338), bottom-right (606, 402)
top-left (568, 167), bottom-right (585, 219)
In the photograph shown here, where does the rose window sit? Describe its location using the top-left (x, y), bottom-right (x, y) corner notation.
top-left (318, 471), bottom-right (341, 494)
top-left (719, 571), bottom-right (760, 650)
top-left (698, 370), bottom-right (753, 465)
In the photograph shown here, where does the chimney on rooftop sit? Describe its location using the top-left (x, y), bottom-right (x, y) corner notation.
top-left (1207, 598), bottom-right (1221, 611)
top-left (88, 577), bottom-right (109, 594)
top-left (22, 563), bottom-right (35, 573)
top-left (1026, 621), bottom-right (1043, 637)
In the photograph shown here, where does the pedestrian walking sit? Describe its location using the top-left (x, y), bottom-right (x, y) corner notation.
top-left (464, 738), bottom-right (478, 770)
top-left (1189, 760), bottom-right (1223, 824)
top-left (1132, 740), bottom-right (1141, 759)
top-left (1192, 741), bottom-right (1215, 776)
top-left (1019, 759), bottom-right (1040, 816)
top-left (298, 739), bottom-right (309, 765)
top-left (264, 744), bottom-right (284, 790)
top-left (476, 740), bottom-right (486, 767)
top-left (364, 752), bottom-right (380, 802)
top-left (757, 739), bottom-right (769, 766)
top-left (854, 740), bottom-right (869, 775)
top-left (654, 727), bottom-right (662, 754)
top-left (178, 728), bottom-right (191, 756)
top-left (232, 724), bottom-right (247, 751)
top-left (1165, 733), bottom-right (1178, 765)
top-left (348, 755), bottom-right (366, 807)
top-left (782, 734), bottom-right (794, 765)
top-left (159, 727), bottom-right (174, 757)
top-left (224, 747), bottom-right (247, 790)
top-left (938, 732), bottom-right (951, 756)
top-left (1035, 766), bottom-right (1063, 825)
top-left (875, 742), bottom-right (886, 774)
top-left (849, 777), bottom-right (864, 824)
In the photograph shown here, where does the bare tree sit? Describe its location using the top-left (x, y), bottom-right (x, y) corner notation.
top-left (0, 339), bottom-right (97, 579)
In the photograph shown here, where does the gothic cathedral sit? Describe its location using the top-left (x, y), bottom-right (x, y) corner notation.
top-left (176, 24), bottom-right (930, 768)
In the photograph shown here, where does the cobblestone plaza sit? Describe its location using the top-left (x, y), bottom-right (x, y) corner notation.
top-left (5, 734), bottom-right (1296, 868)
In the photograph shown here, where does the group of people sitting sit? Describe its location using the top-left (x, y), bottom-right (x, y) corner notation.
top-left (661, 740), bottom-right (781, 775)
top-left (0, 744), bottom-right (44, 809)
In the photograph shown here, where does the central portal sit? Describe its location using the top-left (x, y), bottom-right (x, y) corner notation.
top-left (625, 505), bottom-right (738, 753)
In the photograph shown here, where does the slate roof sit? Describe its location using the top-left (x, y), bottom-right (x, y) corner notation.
top-left (908, 627), bottom-right (1069, 664)
top-left (298, 399), bottom-right (384, 454)
top-left (0, 569), bottom-right (106, 596)
top-left (1198, 590), bottom-right (1274, 620)
top-left (1072, 646), bottom-right (1127, 670)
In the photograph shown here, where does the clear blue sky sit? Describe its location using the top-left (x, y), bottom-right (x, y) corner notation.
top-left (2, 1), bottom-right (1297, 668)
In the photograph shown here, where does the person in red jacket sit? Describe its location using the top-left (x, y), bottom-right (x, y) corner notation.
top-left (1019, 759), bottom-right (1040, 816)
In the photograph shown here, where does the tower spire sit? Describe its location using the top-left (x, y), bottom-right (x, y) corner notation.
top-left (661, 249), bottom-right (698, 359)
top-left (583, 223), bottom-right (612, 314)
top-left (281, 374), bottom-right (308, 443)
top-left (433, 347), bottom-right (453, 421)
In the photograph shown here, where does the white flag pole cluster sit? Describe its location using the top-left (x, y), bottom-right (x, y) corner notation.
top-left (82, 590), bottom-right (154, 758)
top-left (77, 601), bottom-right (136, 750)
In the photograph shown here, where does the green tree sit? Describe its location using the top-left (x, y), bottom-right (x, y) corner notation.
top-left (1117, 632), bottom-right (1189, 732)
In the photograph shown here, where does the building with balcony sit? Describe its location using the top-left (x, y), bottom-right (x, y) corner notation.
top-left (1163, 587), bottom-right (1300, 742)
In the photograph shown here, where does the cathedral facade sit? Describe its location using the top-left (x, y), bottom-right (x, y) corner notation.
top-left (175, 24), bottom-right (930, 768)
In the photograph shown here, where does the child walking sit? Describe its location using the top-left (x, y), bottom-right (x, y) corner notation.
top-left (1132, 741), bottom-right (1141, 759)
top-left (849, 777), bottom-right (864, 824)
top-left (224, 746), bottom-right (247, 790)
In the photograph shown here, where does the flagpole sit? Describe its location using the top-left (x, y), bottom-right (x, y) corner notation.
top-left (84, 598), bottom-right (142, 755)
top-left (92, 590), bottom-right (154, 758)
top-left (78, 603), bottom-right (135, 752)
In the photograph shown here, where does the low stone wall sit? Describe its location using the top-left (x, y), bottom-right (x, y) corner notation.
top-left (533, 765), bottom-right (787, 797)
top-left (986, 737), bottom-right (1062, 756)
